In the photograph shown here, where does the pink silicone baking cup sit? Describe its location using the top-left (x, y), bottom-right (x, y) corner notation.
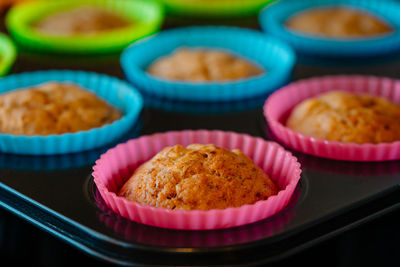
top-left (264, 75), bottom-right (400, 162)
top-left (92, 130), bottom-right (301, 230)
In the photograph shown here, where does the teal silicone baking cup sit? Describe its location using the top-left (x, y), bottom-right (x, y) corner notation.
top-left (259, 0), bottom-right (400, 57)
top-left (5, 0), bottom-right (164, 54)
top-left (0, 70), bottom-right (143, 155)
top-left (0, 33), bottom-right (16, 76)
top-left (0, 120), bottom-right (142, 170)
top-left (162, 0), bottom-right (277, 17)
top-left (121, 26), bottom-right (296, 102)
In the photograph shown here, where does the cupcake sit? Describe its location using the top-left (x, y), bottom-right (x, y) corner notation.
top-left (147, 47), bottom-right (264, 82)
top-left (118, 144), bottom-right (278, 211)
top-left (259, 0), bottom-right (400, 57)
top-left (264, 75), bottom-right (400, 161)
top-left (5, 0), bottom-right (164, 54)
top-left (92, 130), bottom-right (301, 230)
top-left (286, 91), bottom-right (400, 144)
top-left (0, 82), bottom-right (122, 135)
top-left (285, 7), bottom-right (393, 39)
top-left (0, 70), bottom-right (143, 155)
top-left (33, 5), bottom-right (131, 37)
top-left (121, 26), bottom-right (296, 102)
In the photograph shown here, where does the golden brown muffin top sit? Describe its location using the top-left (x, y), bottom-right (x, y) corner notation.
top-left (286, 91), bottom-right (400, 144)
top-left (147, 48), bottom-right (264, 82)
top-left (118, 144), bottom-right (278, 211)
top-left (285, 7), bottom-right (393, 38)
top-left (0, 82), bottom-right (122, 135)
top-left (34, 5), bottom-right (131, 36)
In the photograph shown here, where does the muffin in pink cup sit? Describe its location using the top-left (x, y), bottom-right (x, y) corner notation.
top-left (92, 130), bottom-right (301, 230)
top-left (264, 75), bottom-right (400, 162)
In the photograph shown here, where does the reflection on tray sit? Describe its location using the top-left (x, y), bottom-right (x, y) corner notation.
top-left (295, 153), bottom-right (400, 177)
top-left (16, 50), bottom-right (124, 78)
top-left (141, 91), bottom-right (270, 115)
top-left (260, 116), bottom-right (400, 176)
top-left (296, 50), bottom-right (400, 67)
top-left (0, 120), bottom-right (142, 171)
top-left (93, 177), bottom-right (302, 248)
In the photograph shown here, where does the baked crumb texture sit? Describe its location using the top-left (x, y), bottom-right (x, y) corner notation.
top-left (118, 144), bottom-right (278, 211)
top-left (147, 48), bottom-right (264, 82)
top-left (34, 5), bottom-right (131, 36)
top-left (0, 82), bottom-right (122, 135)
top-left (285, 7), bottom-right (393, 38)
top-left (286, 91), bottom-right (400, 144)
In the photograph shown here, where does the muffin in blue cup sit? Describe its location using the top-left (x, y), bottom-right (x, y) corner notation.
top-left (120, 26), bottom-right (296, 102)
top-left (259, 0), bottom-right (400, 57)
top-left (0, 70), bottom-right (143, 155)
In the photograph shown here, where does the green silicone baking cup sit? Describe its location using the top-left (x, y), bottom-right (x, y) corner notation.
top-left (162, 0), bottom-right (278, 17)
top-left (5, 0), bottom-right (164, 54)
top-left (0, 33), bottom-right (16, 76)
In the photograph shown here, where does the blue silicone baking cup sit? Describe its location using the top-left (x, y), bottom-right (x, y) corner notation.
top-left (0, 120), bottom-right (142, 170)
top-left (120, 26), bottom-right (296, 102)
top-left (259, 0), bottom-right (400, 57)
top-left (0, 70), bottom-right (143, 155)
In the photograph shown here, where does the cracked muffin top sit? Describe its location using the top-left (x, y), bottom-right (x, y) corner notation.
top-left (147, 48), bottom-right (264, 82)
top-left (285, 7), bottom-right (393, 38)
top-left (286, 91), bottom-right (400, 144)
top-left (34, 5), bottom-right (131, 36)
top-left (0, 82), bottom-right (122, 135)
top-left (118, 144), bottom-right (278, 211)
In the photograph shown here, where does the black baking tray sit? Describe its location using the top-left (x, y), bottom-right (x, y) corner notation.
top-left (1, 10), bottom-right (400, 267)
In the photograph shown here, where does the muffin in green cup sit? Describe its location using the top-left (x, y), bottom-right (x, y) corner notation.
top-left (0, 33), bottom-right (16, 76)
top-left (162, 0), bottom-right (278, 18)
top-left (6, 0), bottom-right (164, 54)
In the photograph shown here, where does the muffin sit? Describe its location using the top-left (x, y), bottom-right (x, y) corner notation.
top-left (118, 144), bottom-right (278, 211)
top-left (285, 7), bottom-right (393, 38)
top-left (34, 5), bottom-right (131, 36)
top-left (286, 91), bottom-right (400, 144)
top-left (0, 82), bottom-right (122, 135)
top-left (147, 47), bottom-right (264, 82)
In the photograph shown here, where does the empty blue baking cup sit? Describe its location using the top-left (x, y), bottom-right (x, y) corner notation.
top-left (120, 26), bottom-right (296, 102)
top-left (259, 0), bottom-right (400, 57)
top-left (0, 70), bottom-right (143, 155)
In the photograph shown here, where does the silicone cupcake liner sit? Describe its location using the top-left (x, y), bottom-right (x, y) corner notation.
top-left (5, 0), bottom-right (164, 54)
top-left (264, 75), bottom-right (400, 162)
top-left (0, 121), bottom-right (142, 170)
top-left (95, 172), bottom-right (301, 246)
top-left (92, 130), bottom-right (301, 230)
top-left (0, 70), bottom-right (143, 155)
top-left (0, 33), bottom-right (16, 76)
top-left (121, 26), bottom-right (296, 102)
top-left (259, 0), bottom-right (400, 57)
top-left (96, 185), bottom-right (298, 246)
top-left (162, 0), bottom-right (277, 18)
